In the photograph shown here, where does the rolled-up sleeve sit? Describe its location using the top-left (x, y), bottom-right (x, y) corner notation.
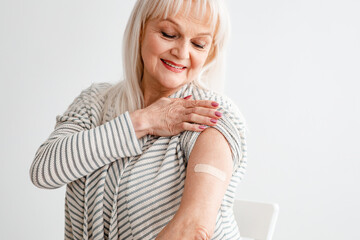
top-left (180, 96), bottom-right (247, 177)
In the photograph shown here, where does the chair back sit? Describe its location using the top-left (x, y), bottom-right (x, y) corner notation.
top-left (233, 199), bottom-right (279, 240)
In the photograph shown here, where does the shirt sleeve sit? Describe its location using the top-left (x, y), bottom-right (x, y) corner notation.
top-left (179, 95), bottom-right (247, 176)
top-left (29, 83), bottom-right (144, 189)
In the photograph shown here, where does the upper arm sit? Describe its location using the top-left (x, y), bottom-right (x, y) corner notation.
top-left (187, 127), bottom-right (233, 179)
top-left (180, 96), bottom-right (247, 177)
top-left (175, 128), bottom-right (236, 237)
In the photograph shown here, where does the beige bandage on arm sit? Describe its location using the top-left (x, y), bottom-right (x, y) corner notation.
top-left (194, 164), bottom-right (226, 182)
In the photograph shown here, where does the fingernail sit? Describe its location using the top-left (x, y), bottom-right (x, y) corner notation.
top-left (184, 95), bottom-right (192, 100)
top-left (211, 102), bottom-right (219, 107)
top-left (199, 125), bottom-right (206, 129)
top-left (215, 111), bottom-right (222, 117)
top-left (210, 118), bottom-right (217, 123)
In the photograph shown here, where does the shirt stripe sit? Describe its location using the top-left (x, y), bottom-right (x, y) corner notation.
top-left (29, 81), bottom-right (247, 239)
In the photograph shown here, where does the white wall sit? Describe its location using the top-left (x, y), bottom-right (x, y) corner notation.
top-left (1, 0), bottom-right (359, 239)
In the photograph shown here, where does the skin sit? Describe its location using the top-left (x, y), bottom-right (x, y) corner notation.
top-left (128, 4), bottom-right (234, 240)
top-left (155, 128), bottom-right (233, 239)
top-left (140, 7), bottom-right (214, 107)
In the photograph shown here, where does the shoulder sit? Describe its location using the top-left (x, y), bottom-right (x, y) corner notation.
top-left (189, 84), bottom-right (245, 126)
top-left (60, 82), bottom-right (113, 120)
top-left (90, 81), bottom-right (113, 90)
top-left (190, 84), bottom-right (238, 110)
top-left (87, 82), bottom-right (114, 98)
top-left (74, 82), bottom-right (114, 104)
top-left (180, 84), bottom-right (247, 174)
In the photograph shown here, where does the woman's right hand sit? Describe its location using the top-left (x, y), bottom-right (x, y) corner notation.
top-left (129, 95), bottom-right (222, 138)
top-left (155, 214), bottom-right (211, 240)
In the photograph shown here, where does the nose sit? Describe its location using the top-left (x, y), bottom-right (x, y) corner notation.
top-left (170, 40), bottom-right (190, 60)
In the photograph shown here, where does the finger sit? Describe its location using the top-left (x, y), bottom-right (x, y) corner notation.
top-left (184, 95), bottom-right (192, 100)
top-left (183, 99), bottom-right (219, 108)
top-left (184, 107), bottom-right (222, 119)
top-left (179, 122), bottom-right (208, 132)
top-left (195, 227), bottom-right (211, 240)
top-left (183, 113), bottom-right (219, 126)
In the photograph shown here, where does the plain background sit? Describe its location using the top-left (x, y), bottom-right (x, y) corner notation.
top-left (1, 0), bottom-right (359, 239)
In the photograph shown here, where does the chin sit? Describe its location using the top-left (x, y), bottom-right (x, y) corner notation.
top-left (158, 76), bottom-right (188, 89)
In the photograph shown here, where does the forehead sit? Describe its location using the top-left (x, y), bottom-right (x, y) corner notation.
top-left (147, 0), bottom-right (217, 32)
top-left (155, 18), bottom-right (214, 38)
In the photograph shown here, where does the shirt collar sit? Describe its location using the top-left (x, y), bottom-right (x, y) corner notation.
top-left (167, 82), bottom-right (194, 99)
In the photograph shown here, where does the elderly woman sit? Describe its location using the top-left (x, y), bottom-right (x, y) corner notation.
top-left (29, 0), bottom-right (247, 239)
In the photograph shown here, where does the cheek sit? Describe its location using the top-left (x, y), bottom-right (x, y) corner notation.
top-left (190, 52), bottom-right (209, 70)
top-left (142, 35), bottom-right (168, 61)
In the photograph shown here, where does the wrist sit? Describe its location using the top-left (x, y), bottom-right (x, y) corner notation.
top-left (173, 207), bottom-right (215, 238)
top-left (129, 109), bottom-right (150, 139)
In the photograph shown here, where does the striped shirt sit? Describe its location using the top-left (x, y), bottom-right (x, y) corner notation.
top-left (29, 81), bottom-right (247, 240)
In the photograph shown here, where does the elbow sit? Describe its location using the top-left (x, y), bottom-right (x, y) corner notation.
top-left (29, 162), bottom-right (47, 189)
top-left (29, 140), bottom-right (66, 190)
top-left (29, 157), bottom-right (61, 190)
top-left (29, 173), bottom-right (44, 189)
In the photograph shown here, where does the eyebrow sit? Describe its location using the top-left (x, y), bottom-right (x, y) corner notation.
top-left (160, 18), bottom-right (213, 37)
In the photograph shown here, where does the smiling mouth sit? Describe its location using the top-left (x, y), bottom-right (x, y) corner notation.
top-left (161, 59), bottom-right (186, 69)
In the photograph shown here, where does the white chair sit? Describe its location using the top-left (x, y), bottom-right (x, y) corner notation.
top-left (233, 199), bottom-right (279, 240)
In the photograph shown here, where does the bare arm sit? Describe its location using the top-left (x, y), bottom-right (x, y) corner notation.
top-left (156, 127), bottom-right (233, 239)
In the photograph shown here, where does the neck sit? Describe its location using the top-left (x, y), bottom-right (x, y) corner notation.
top-left (140, 79), bottom-right (186, 108)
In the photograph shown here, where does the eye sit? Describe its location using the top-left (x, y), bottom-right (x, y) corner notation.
top-left (161, 31), bottom-right (176, 39)
top-left (192, 42), bottom-right (205, 49)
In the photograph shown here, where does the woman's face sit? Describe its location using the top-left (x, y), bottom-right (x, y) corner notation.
top-left (140, 7), bottom-right (214, 92)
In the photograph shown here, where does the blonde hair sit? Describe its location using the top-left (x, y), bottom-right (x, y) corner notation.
top-left (100, 0), bottom-right (231, 124)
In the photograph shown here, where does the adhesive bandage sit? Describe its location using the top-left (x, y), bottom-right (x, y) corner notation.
top-left (194, 164), bottom-right (226, 182)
